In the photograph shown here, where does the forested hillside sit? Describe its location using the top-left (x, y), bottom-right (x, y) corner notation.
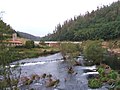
top-left (0, 19), bottom-right (16, 39)
top-left (42, 1), bottom-right (120, 41)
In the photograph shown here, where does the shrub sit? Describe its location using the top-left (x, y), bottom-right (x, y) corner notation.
top-left (83, 40), bottom-right (106, 65)
top-left (60, 42), bottom-right (80, 58)
top-left (104, 55), bottom-right (120, 70)
top-left (107, 70), bottom-right (118, 80)
top-left (100, 77), bottom-right (108, 82)
top-left (97, 67), bottom-right (105, 77)
top-left (88, 78), bottom-right (102, 89)
top-left (25, 40), bottom-right (34, 49)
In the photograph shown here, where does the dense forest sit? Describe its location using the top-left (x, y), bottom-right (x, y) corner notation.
top-left (42, 1), bottom-right (120, 41)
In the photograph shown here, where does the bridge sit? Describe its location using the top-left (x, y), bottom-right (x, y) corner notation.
top-left (34, 41), bottom-right (82, 47)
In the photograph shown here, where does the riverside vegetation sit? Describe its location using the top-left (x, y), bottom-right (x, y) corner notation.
top-left (61, 40), bottom-right (120, 89)
top-left (0, 38), bottom-right (59, 89)
top-left (83, 40), bottom-right (120, 89)
top-left (0, 18), bottom-right (60, 89)
top-left (0, 33), bottom-right (120, 89)
top-left (0, 1), bottom-right (120, 89)
top-left (0, 41), bottom-right (60, 65)
top-left (60, 40), bottom-right (120, 89)
top-left (41, 2), bottom-right (120, 89)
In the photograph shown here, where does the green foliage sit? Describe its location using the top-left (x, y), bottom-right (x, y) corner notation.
top-left (0, 80), bottom-right (7, 89)
top-left (60, 42), bottom-right (80, 58)
top-left (25, 40), bottom-right (35, 49)
top-left (107, 70), bottom-right (118, 80)
top-left (60, 42), bottom-right (80, 67)
top-left (104, 55), bottom-right (120, 70)
top-left (98, 67), bottom-right (105, 77)
top-left (100, 77), bottom-right (108, 82)
top-left (89, 65), bottom-right (120, 89)
top-left (116, 80), bottom-right (120, 86)
top-left (0, 46), bottom-right (18, 65)
top-left (115, 80), bottom-right (120, 89)
top-left (88, 78), bottom-right (102, 89)
top-left (83, 40), bottom-right (105, 64)
top-left (42, 1), bottom-right (120, 41)
top-left (0, 20), bottom-right (15, 39)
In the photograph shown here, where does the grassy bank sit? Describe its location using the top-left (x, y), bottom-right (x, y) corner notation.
top-left (15, 47), bottom-right (59, 60)
top-left (0, 46), bottom-right (60, 65)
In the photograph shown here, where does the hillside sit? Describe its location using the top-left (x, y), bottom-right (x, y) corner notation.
top-left (0, 19), bottom-right (16, 40)
top-left (17, 31), bottom-right (40, 41)
top-left (0, 19), bottom-right (40, 41)
top-left (42, 1), bottom-right (120, 41)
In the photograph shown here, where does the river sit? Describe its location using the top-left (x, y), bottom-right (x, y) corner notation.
top-left (11, 53), bottom-right (108, 90)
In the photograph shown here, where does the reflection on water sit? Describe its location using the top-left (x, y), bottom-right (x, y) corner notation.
top-left (11, 53), bottom-right (108, 90)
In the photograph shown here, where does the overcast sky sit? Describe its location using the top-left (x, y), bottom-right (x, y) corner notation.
top-left (0, 0), bottom-right (118, 37)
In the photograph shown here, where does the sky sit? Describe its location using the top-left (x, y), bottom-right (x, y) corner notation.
top-left (0, 0), bottom-right (119, 37)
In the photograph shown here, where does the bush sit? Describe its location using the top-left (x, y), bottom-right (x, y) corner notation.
top-left (116, 80), bottom-right (120, 86)
top-left (25, 40), bottom-right (34, 49)
top-left (104, 55), bottom-right (120, 70)
top-left (100, 77), bottom-right (108, 82)
top-left (83, 40), bottom-right (106, 65)
top-left (60, 42), bottom-right (80, 59)
top-left (107, 70), bottom-right (118, 80)
top-left (98, 67), bottom-right (105, 77)
top-left (88, 78), bottom-right (102, 89)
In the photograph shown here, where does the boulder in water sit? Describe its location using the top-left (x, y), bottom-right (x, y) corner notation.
top-left (46, 79), bottom-right (60, 87)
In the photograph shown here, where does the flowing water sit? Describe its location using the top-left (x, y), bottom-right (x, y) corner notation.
top-left (11, 53), bottom-right (108, 90)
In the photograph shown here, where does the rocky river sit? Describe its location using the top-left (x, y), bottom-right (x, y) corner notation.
top-left (10, 53), bottom-right (108, 90)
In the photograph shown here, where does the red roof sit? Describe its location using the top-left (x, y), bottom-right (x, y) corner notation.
top-left (8, 40), bottom-right (22, 44)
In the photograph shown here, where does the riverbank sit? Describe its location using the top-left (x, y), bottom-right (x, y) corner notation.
top-left (1, 53), bottom-right (107, 90)
top-left (15, 47), bottom-right (60, 60)
top-left (0, 47), bottom-right (60, 65)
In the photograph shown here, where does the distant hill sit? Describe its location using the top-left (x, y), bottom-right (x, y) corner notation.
top-left (42, 1), bottom-right (120, 41)
top-left (17, 31), bottom-right (40, 41)
top-left (0, 19), bottom-right (40, 41)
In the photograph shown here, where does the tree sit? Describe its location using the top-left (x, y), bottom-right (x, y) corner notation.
top-left (0, 34), bottom-right (21, 90)
top-left (41, 1), bottom-right (120, 41)
top-left (83, 40), bottom-right (106, 65)
top-left (60, 42), bottom-right (81, 74)
top-left (60, 42), bottom-right (80, 59)
top-left (0, 14), bottom-right (21, 89)
top-left (25, 40), bottom-right (34, 49)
